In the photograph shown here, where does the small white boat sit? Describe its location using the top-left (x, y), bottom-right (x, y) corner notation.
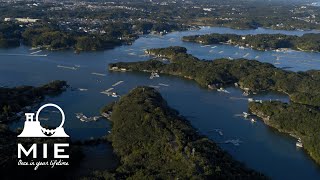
top-left (78, 88), bottom-right (88, 91)
top-left (217, 87), bottom-right (230, 93)
top-left (243, 112), bottom-right (250, 118)
top-left (111, 92), bottom-right (119, 98)
top-left (242, 91), bottom-right (250, 96)
top-left (150, 72), bottom-right (160, 79)
top-left (57, 65), bottom-right (77, 70)
top-left (91, 72), bottom-right (106, 76)
top-left (158, 83), bottom-right (169, 87)
top-left (153, 72), bottom-right (160, 77)
top-left (296, 142), bottom-right (303, 148)
top-left (251, 118), bottom-right (256, 123)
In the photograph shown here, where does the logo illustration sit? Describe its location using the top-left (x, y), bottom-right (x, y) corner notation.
top-left (18, 103), bottom-right (69, 137)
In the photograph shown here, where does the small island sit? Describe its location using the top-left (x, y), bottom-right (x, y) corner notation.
top-left (108, 46), bottom-right (320, 165)
top-left (182, 33), bottom-right (320, 52)
top-left (94, 87), bottom-right (266, 179)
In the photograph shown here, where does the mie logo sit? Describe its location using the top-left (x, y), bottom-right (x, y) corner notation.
top-left (18, 103), bottom-right (69, 137)
top-left (17, 103), bottom-right (70, 170)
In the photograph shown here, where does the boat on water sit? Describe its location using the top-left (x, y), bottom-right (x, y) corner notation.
top-left (100, 89), bottom-right (119, 97)
top-left (251, 118), bottom-right (257, 123)
top-left (217, 87), bottom-right (230, 93)
top-left (242, 91), bottom-right (250, 96)
top-left (111, 92), bottom-right (119, 97)
top-left (158, 83), bottom-right (169, 87)
top-left (112, 80), bottom-right (124, 87)
top-left (101, 112), bottom-right (112, 119)
top-left (91, 72), bottom-right (106, 76)
top-left (57, 65), bottom-right (77, 70)
top-left (296, 142), bottom-right (303, 148)
top-left (225, 139), bottom-right (242, 146)
top-left (149, 85), bottom-right (160, 88)
top-left (30, 50), bottom-right (42, 55)
top-left (150, 72), bottom-right (160, 79)
top-left (153, 72), bottom-right (159, 77)
top-left (243, 112), bottom-right (250, 118)
top-left (158, 83), bottom-right (170, 87)
top-left (75, 113), bottom-right (101, 122)
top-left (78, 88), bottom-right (88, 91)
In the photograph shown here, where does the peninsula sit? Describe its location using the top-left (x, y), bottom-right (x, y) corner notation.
top-left (109, 46), bottom-right (320, 164)
top-left (182, 33), bottom-right (320, 52)
top-left (95, 87), bottom-right (266, 179)
top-left (110, 46), bottom-right (320, 106)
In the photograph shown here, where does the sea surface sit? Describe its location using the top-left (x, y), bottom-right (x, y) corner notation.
top-left (1, 27), bottom-right (320, 179)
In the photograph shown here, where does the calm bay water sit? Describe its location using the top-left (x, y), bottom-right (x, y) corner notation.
top-left (1, 27), bottom-right (320, 179)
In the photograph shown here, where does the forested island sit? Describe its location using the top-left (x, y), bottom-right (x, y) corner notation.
top-left (109, 46), bottom-right (320, 164)
top-left (90, 87), bottom-right (266, 179)
top-left (182, 33), bottom-right (320, 52)
top-left (0, 21), bottom-right (186, 51)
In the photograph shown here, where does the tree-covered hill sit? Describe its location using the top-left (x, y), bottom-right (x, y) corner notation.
top-left (109, 46), bottom-right (320, 106)
top-left (108, 46), bottom-right (320, 165)
top-left (94, 87), bottom-right (266, 179)
top-left (249, 101), bottom-right (320, 165)
top-left (182, 33), bottom-right (320, 52)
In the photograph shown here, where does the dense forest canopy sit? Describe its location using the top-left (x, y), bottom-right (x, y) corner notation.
top-left (90, 87), bottom-right (266, 179)
top-left (109, 46), bottom-right (320, 166)
top-left (1, 0), bottom-right (320, 50)
top-left (110, 46), bottom-right (320, 106)
top-left (249, 101), bottom-right (320, 164)
top-left (182, 33), bottom-right (320, 52)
